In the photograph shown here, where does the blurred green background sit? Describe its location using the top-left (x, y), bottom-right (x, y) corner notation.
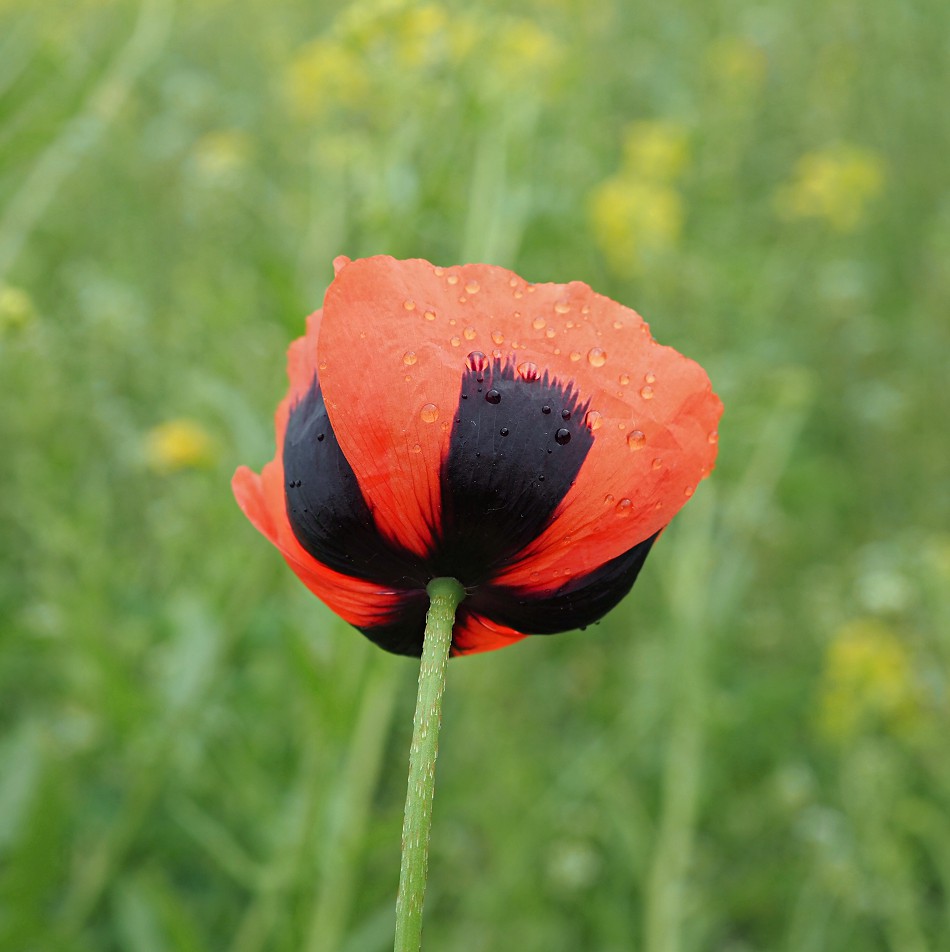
top-left (1, 0), bottom-right (948, 949)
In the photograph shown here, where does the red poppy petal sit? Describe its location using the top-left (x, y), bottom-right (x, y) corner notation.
top-left (452, 608), bottom-right (527, 656)
top-left (318, 256), bottom-right (720, 579)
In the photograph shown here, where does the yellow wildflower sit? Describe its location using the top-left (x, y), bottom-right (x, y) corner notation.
top-left (0, 284), bottom-right (36, 332)
top-left (622, 120), bottom-right (690, 183)
top-left (775, 145), bottom-right (885, 232)
top-left (145, 419), bottom-right (216, 473)
top-left (284, 38), bottom-right (369, 120)
top-left (589, 176), bottom-right (683, 277)
top-left (191, 130), bottom-right (251, 182)
top-left (818, 618), bottom-right (919, 741)
top-left (706, 36), bottom-right (767, 90)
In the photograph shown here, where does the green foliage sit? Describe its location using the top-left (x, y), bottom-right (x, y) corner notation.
top-left (1, 0), bottom-right (948, 949)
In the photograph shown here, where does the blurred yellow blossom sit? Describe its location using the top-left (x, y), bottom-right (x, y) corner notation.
top-left (818, 618), bottom-right (919, 741)
top-left (284, 0), bottom-right (560, 121)
top-left (776, 145), bottom-right (885, 232)
top-left (590, 118), bottom-right (689, 275)
top-left (706, 36), bottom-right (768, 90)
top-left (284, 38), bottom-right (369, 119)
top-left (191, 130), bottom-right (251, 183)
top-left (622, 120), bottom-right (690, 183)
top-left (589, 177), bottom-right (683, 277)
top-left (0, 284), bottom-right (36, 332)
top-left (145, 419), bottom-right (216, 473)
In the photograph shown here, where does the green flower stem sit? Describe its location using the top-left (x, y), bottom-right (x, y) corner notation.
top-left (394, 577), bottom-right (466, 952)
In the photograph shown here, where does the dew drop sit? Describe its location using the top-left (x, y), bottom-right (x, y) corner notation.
top-left (514, 290), bottom-right (523, 299)
top-left (613, 320), bottom-right (624, 329)
top-left (411, 443), bottom-right (422, 454)
top-left (463, 326), bottom-right (477, 340)
top-left (561, 409), bottom-right (571, 420)
top-left (446, 274), bottom-right (459, 285)
top-left (684, 486), bottom-right (694, 497)
top-left (464, 280), bottom-right (480, 294)
top-left (587, 346), bottom-right (607, 367)
top-left (627, 430), bottom-right (646, 450)
top-left (403, 299), bottom-right (416, 311)
top-left (433, 266), bottom-right (445, 276)
top-left (450, 336), bottom-right (461, 347)
top-left (604, 493), bottom-right (614, 504)
top-left (466, 351), bottom-right (488, 373)
top-left (491, 329), bottom-right (505, 345)
top-left (585, 410), bottom-right (603, 431)
top-left (708, 430), bottom-right (719, 444)
top-left (424, 310), bottom-right (436, 322)
top-left (645, 371), bottom-right (656, 384)
top-left (615, 497), bottom-right (633, 515)
top-left (541, 405), bottom-right (552, 414)
top-left (554, 301), bottom-right (571, 314)
top-left (640, 385), bottom-right (655, 400)
top-left (570, 351), bottom-right (582, 362)
top-left (517, 361), bottom-right (540, 382)
top-left (532, 316), bottom-right (546, 330)
top-left (491, 348), bottom-right (502, 359)
top-left (500, 427), bottom-right (509, 436)
top-left (319, 359), bottom-right (328, 371)
top-left (619, 373), bottom-right (631, 386)
top-left (555, 428), bottom-right (571, 445)
top-left (420, 403), bottom-right (439, 424)
top-left (403, 351), bottom-right (418, 366)
top-left (485, 389), bottom-right (501, 405)
top-left (545, 328), bottom-right (556, 338)
top-left (652, 457), bottom-right (663, 470)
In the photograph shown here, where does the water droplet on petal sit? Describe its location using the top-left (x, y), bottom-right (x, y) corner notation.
top-left (464, 280), bottom-right (480, 294)
top-left (403, 351), bottom-right (418, 366)
top-left (587, 347), bottom-right (607, 367)
top-left (684, 486), bottom-right (694, 497)
top-left (517, 361), bottom-right (539, 382)
top-left (463, 326), bottom-right (477, 340)
top-left (466, 351), bottom-right (488, 373)
top-left (640, 385), bottom-right (654, 400)
top-left (403, 299), bottom-right (416, 311)
top-left (499, 427), bottom-right (509, 436)
top-left (652, 457), bottom-right (663, 470)
top-left (613, 320), bottom-right (623, 329)
top-left (555, 428), bottom-right (571, 445)
top-left (485, 389), bottom-right (501, 404)
top-left (450, 336), bottom-right (461, 347)
top-left (319, 360), bottom-right (328, 371)
top-left (411, 443), bottom-right (422, 453)
top-left (627, 430), bottom-right (646, 450)
top-left (619, 373), bottom-right (631, 386)
top-left (708, 430), bottom-right (719, 444)
top-left (420, 403), bottom-right (439, 424)
top-left (570, 351), bottom-right (582, 362)
top-left (561, 409), bottom-right (571, 420)
top-left (554, 301), bottom-right (571, 314)
top-left (645, 372), bottom-right (656, 384)
top-left (491, 329), bottom-right (505, 345)
top-left (446, 274), bottom-right (459, 285)
top-left (545, 328), bottom-right (556, 338)
top-left (541, 405), bottom-right (552, 414)
top-left (585, 410), bottom-right (603, 431)
top-left (532, 316), bottom-right (546, 330)
top-left (615, 498), bottom-right (633, 515)
top-left (604, 493), bottom-right (614, 504)
top-left (433, 266), bottom-right (445, 276)
top-left (424, 310), bottom-right (436, 322)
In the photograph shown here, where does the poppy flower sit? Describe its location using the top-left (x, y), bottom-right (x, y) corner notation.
top-left (233, 255), bottom-right (721, 657)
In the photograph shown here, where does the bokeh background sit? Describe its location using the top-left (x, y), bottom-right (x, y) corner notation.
top-left (1, 0), bottom-right (948, 949)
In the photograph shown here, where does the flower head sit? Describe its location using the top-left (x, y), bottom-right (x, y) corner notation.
top-left (233, 256), bottom-right (721, 657)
